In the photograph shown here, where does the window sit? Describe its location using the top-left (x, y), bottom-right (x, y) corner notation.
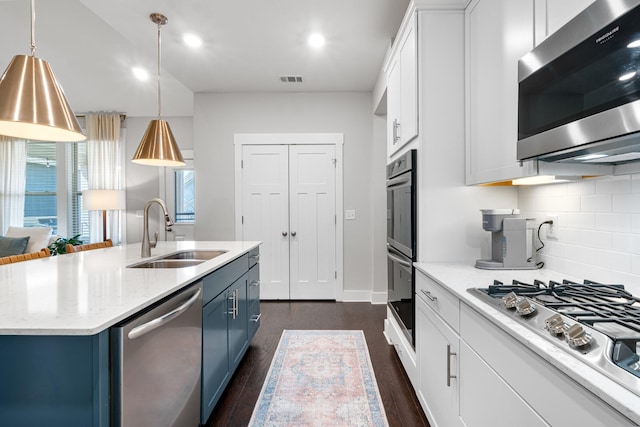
top-left (174, 169), bottom-right (195, 223)
top-left (24, 142), bottom-right (89, 241)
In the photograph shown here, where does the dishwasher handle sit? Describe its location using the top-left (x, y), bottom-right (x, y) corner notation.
top-left (128, 287), bottom-right (202, 339)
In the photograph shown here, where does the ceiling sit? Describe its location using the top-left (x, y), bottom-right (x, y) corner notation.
top-left (0, 0), bottom-right (411, 117)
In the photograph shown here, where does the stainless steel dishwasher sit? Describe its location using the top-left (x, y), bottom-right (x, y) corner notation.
top-left (111, 283), bottom-right (202, 427)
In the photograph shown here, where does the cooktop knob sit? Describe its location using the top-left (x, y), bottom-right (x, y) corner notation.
top-left (545, 314), bottom-right (566, 336)
top-left (502, 292), bottom-right (519, 309)
top-left (564, 324), bottom-right (592, 348)
top-left (515, 298), bottom-right (536, 316)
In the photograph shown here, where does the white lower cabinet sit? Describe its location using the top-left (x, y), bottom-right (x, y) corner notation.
top-left (416, 294), bottom-right (462, 427)
top-left (459, 303), bottom-right (635, 427)
top-left (459, 340), bottom-right (548, 427)
top-left (414, 270), bottom-right (635, 427)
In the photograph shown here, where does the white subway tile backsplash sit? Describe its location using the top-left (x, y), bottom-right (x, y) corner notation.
top-left (561, 228), bottom-right (612, 249)
top-left (613, 193), bottom-right (640, 213)
top-left (518, 174), bottom-right (640, 286)
top-left (560, 213), bottom-right (595, 230)
top-left (567, 179), bottom-right (596, 196)
top-left (612, 233), bottom-right (633, 253)
top-left (580, 194), bottom-right (612, 213)
top-left (564, 244), bottom-right (595, 264)
top-left (595, 176), bottom-right (631, 194)
top-left (595, 213), bottom-right (632, 232)
top-left (594, 249), bottom-right (632, 273)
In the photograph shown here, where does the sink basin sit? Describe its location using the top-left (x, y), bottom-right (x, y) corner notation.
top-left (160, 250), bottom-right (227, 261)
top-left (128, 259), bottom-right (205, 269)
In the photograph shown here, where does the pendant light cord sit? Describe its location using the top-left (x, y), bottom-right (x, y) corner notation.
top-left (157, 20), bottom-right (162, 119)
top-left (29, 0), bottom-right (36, 56)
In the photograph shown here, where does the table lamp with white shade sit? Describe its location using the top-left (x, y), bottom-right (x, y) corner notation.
top-left (82, 190), bottom-right (126, 242)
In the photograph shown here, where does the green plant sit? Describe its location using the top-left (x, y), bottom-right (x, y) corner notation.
top-left (48, 234), bottom-right (83, 256)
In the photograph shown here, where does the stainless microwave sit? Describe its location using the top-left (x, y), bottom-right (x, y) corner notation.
top-left (517, 0), bottom-right (640, 165)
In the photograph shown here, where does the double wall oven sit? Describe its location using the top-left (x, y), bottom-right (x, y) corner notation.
top-left (387, 149), bottom-right (417, 347)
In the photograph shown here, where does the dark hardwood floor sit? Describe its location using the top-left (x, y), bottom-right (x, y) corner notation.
top-left (205, 301), bottom-right (430, 427)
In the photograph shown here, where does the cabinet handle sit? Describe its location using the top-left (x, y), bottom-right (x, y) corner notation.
top-left (447, 344), bottom-right (457, 387)
top-left (291, 231), bottom-right (297, 237)
top-left (250, 253), bottom-right (260, 260)
top-left (251, 313), bottom-right (262, 323)
top-left (393, 119), bottom-right (401, 144)
top-left (282, 231), bottom-right (288, 237)
top-left (234, 289), bottom-right (239, 318)
top-left (421, 289), bottom-right (437, 302)
top-left (250, 280), bottom-right (260, 287)
top-left (228, 291), bottom-right (236, 319)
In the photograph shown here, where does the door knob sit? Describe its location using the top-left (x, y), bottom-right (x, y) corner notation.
top-left (291, 231), bottom-right (297, 237)
top-left (282, 231), bottom-right (288, 236)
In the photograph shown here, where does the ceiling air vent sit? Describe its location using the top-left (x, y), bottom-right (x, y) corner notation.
top-left (280, 75), bottom-right (303, 83)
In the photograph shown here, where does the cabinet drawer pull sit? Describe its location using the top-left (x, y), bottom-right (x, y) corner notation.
top-left (250, 280), bottom-right (260, 287)
top-left (447, 344), bottom-right (457, 387)
top-left (250, 253), bottom-right (260, 260)
top-left (251, 313), bottom-right (262, 323)
top-left (421, 289), bottom-right (437, 302)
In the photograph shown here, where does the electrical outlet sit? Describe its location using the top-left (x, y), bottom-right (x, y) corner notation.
top-left (345, 210), bottom-right (356, 220)
top-left (547, 215), bottom-right (559, 239)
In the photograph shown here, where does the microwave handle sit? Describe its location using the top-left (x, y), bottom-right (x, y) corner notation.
top-left (387, 250), bottom-right (412, 268)
top-left (386, 174), bottom-right (411, 189)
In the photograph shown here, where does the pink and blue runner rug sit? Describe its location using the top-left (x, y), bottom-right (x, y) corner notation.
top-left (249, 330), bottom-right (389, 427)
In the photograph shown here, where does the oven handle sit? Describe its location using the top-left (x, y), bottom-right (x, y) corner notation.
top-left (387, 250), bottom-right (413, 268)
top-left (386, 174), bottom-right (411, 189)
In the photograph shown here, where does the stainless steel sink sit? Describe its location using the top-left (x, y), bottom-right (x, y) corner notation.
top-left (127, 250), bottom-right (227, 269)
top-left (160, 250), bottom-right (227, 260)
top-left (128, 259), bottom-right (205, 269)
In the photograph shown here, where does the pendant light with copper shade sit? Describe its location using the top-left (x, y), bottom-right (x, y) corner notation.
top-left (0, 0), bottom-right (85, 142)
top-left (132, 13), bottom-right (185, 167)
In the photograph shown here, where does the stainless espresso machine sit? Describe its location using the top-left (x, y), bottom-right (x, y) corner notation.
top-left (475, 209), bottom-right (537, 270)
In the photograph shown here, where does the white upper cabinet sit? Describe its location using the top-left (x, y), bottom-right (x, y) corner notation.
top-left (543, 0), bottom-right (597, 41)
top-left (465, 0), bottom-right (598, 185)
top-left (387, 16), bottom-right (418, 157)
top-left (465, 0), bottom-right (537, 185)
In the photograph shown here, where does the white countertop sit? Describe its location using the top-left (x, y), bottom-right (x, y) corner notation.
top-left (0, 241), bottom-right (260, 336)
top-left (414, 262), bottom-right (640, 424)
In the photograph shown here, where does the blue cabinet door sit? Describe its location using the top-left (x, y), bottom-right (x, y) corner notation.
top-left (201, 290), bottom-right (231, 424)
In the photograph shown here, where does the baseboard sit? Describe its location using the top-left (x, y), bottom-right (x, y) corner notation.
top-left (341, 290), bottom-right (372, 302)
top-left (371, 291), bottom-right (388, 305)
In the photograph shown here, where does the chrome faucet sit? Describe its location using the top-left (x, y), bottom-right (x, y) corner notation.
top-left (141, 198), bottom-right (174, 258)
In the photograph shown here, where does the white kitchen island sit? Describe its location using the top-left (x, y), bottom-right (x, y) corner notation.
top-left (414, 262), bottom-right (640, 427)
top-left (0, 241), bottom-right (261, 427)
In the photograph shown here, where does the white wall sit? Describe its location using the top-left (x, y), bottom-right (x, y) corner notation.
top-left (372, 114), bottom-right (388, 302)
top-left (193, 92), bottom-right (381, 297)
top-left (124, 116), bottom-right (193, 244)
top-left (519, 174), bottom-right (640, 290)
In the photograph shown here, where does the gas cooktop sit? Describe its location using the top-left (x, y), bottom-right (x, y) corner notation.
top-left (468, 279), bottom-right (640, 397)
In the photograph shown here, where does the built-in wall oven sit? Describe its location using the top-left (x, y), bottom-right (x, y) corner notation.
top-left (387, 149), bottom-right (417, 347)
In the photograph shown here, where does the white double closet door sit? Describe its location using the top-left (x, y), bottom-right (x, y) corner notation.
top-left (241, 144), bottom-right (337, 300)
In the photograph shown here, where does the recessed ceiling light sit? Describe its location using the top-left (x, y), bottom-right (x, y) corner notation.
top-left (183, 33), bottom-right (202, 48)
top-left (132, 67), bottom-right (149, 81)
top-left (308, 33), bottom-right (325, 48)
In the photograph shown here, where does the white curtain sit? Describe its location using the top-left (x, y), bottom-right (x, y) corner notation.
top-left (87, 113), bottom-right (125, 244)
top-left (0, 136), bottom-right (27, 234)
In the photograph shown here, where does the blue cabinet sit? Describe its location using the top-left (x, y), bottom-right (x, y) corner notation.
top-left (0, 332), bottom-right (110, 427)
top-left (201, 247), bottom-right (260, 424)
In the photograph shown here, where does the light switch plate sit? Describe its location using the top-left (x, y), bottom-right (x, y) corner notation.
top-left (345, 210), bottom-right (356, 220)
